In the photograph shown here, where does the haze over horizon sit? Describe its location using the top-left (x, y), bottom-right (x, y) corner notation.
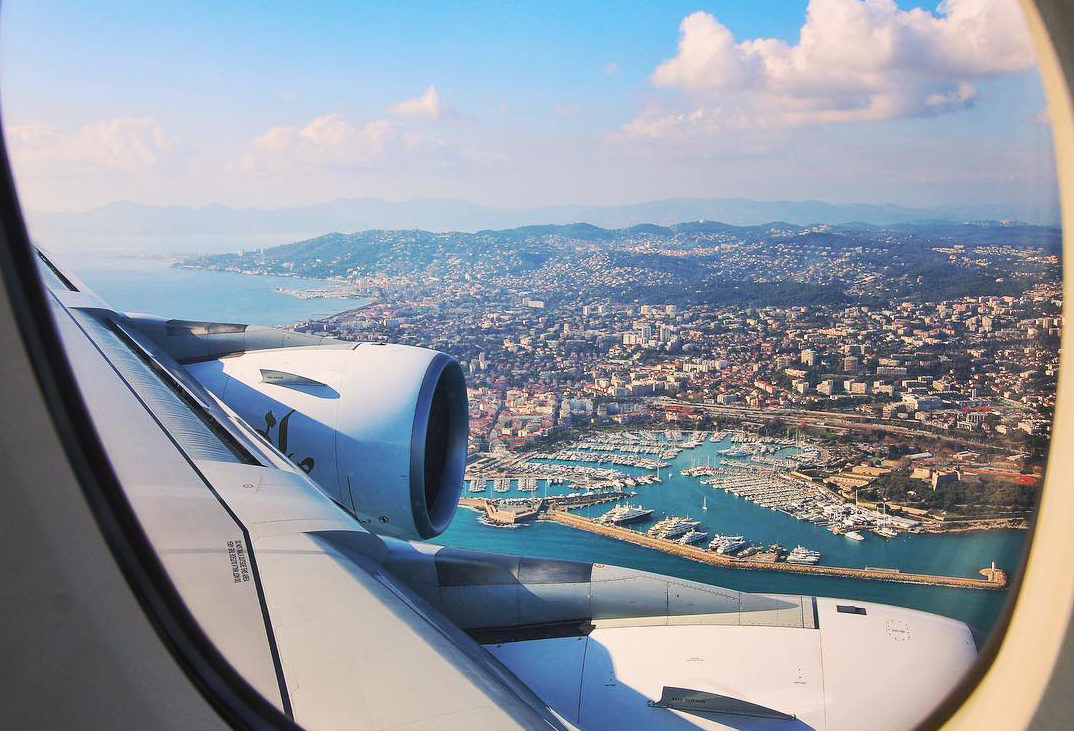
top-left (26, 193), bottom-right (1061, 254)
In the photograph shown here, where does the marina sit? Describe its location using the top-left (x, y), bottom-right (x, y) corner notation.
top-left (691, 454), bottom-right (920, 538)
top-left (447, 428), bottom-right (1022, 627)
top-left (456, 493), bottom-right (1007, 591)
top-left (471, 428), bottom-right (923, 540)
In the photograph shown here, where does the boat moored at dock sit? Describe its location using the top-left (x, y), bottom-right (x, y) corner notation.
top-left (598, 504), bottom-right (654, 526)
top-left (677, 529), bottom-right (708, 545)
top-left (786, 545), bottom-right (822, 564)
top-left (647, 516), bottom-right (701, 539)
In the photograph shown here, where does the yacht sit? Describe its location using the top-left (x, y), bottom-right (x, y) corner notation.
top-left (709, 534), bottom-right (749, 555)
top-left (647, 516), bottom-right (701, 539)
top-left (844, 531), bottom-right (866, 541)
top-left (786, 546), bottom-right (822, 564)
top-left (678, 529), bottom-right (708, 545)
top-left (597, 504), bottom-right (654, 525)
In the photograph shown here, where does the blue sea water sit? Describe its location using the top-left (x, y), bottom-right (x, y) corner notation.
top-left (57, 253), bottom-right (368, 326)
top-left (57, 255), bottom-right (1029, 636)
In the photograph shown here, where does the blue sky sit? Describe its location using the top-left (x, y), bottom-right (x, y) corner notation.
top-left (0, 0), bottom-right (1057, 216)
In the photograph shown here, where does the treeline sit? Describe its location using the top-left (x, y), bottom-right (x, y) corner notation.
top-left (869, 468), bottom-right (1037, 514)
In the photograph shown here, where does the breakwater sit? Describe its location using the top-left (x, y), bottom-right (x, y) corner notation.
top-left (542, 509), bottom-right (1007, 591)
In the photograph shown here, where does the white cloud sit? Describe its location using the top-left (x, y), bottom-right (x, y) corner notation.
top-left (626, 0), bottom-right (1036, 138)
top-left (604, 61), bottom-right (620, 76)
top-left (7, 116), bottom-right (182, 170)
top-left (235, 113), bottom-right (501, 173)
top-left (388, 85), bottom-right (457, 120)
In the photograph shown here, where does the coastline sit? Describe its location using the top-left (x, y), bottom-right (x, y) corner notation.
top-left (927, 518), bottom-right (1031, 534)
top-left (174, 261), bottom-right (378, 311)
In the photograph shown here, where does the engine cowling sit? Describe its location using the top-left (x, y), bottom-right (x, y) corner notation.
top-left (186, 343), bottom-right (468, 539)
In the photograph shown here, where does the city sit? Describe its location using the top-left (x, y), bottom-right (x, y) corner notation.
top-left (5, 0), bottom-right (1069, 726)
top-left (182, 218), bottom-right (1059, 546)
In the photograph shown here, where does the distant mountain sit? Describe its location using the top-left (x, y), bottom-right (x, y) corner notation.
top-left (182, 218), bottom-right (1059, 308)
top-left (26, 195), bottom-right (1060, 253)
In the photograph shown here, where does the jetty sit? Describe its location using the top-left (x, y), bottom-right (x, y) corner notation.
top-left (458, 491), bottom-right (635, 525)
top-left (540, 509), bottom-right (1008, 591)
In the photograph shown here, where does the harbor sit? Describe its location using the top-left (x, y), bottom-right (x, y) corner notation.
top-left (449, 428), bottom-right (1020, 615)
top-left (457, 497), bottom-right (1006, 590)
top-left (468, 428), bottom-right (927, 539)
top-left (458, 491), bottom-right (634, 524)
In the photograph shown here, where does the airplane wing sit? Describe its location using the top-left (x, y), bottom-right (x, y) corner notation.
top-left (37, 248), bottom-right (977, 730)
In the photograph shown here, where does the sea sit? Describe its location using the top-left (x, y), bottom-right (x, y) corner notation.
top-left (56, 252), bottom-right (369, 326)
top-left (59, 253), bottom-right (1029, 637)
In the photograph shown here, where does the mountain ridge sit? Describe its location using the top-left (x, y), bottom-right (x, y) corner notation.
top-left (180, 218), bottom-right (1059, 308)
top-left (28, 195), bottom-right (1060, 253)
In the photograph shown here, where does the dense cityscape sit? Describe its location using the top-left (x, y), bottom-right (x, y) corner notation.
top-left (183, 218), bottom-right (1060, 531)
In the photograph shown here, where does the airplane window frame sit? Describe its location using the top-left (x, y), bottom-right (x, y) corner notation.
top-left (0, 0), bottom-right (1071, 728)
top-left (923, 2), bottom-right (1074, 726)
top-left (0, 123), bottom-right (299, 729)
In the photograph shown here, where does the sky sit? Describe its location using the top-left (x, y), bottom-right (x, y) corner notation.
top-left (0, 0), bottom-right (1058, 216)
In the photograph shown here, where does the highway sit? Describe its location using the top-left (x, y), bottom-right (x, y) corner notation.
top-left (653, 397), bottom-right (1021, 450)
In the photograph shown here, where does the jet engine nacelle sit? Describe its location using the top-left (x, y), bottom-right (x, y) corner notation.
top-left (187, 343), bottom-right (468, 539)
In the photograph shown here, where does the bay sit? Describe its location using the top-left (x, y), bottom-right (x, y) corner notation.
top-left (57, 252), bottom-right (368, 326)
top-left (56, 254), bottom-right (1029, 637)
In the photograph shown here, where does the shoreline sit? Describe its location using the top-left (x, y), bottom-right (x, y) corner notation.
top-left (273, 285), bottom-right (376, 303)
top-left (926, 519), bottom-right (1031, 534)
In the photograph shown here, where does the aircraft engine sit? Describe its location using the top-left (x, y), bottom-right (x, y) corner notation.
top-left (186, 343), bottom-right (468, 539)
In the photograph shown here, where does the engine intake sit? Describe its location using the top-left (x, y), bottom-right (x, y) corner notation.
top-left (186, 343), bottom-right (468, 539)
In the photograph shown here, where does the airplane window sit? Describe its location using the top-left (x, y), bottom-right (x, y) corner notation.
top-left (0, 1), bottom-right (1061, 729)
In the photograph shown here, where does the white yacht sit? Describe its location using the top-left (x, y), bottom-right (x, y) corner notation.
top-left (709, 534), bottom-right (749, 555)
top-left (786, 545), bottom-right (822, 564)
top-left (647, 516), bottom-right (701, 539)
top-left (598, 504), bottom-right (654, 525)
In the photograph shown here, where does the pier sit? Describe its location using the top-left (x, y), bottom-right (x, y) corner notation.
top-left (540, 509), bottom-right (1008, 591)
top-left (458, 491), bottom-right (634, 524)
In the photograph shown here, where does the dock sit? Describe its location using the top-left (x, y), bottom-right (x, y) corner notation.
top-left (540, 509), bottom-right (1008, 591)
top-left (458, 491), bottom-right (634, 525)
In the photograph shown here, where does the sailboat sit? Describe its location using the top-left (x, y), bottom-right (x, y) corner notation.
top-left (702, 496), bottom-right (708, 511)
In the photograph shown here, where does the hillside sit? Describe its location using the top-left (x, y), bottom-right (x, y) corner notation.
top-left (181, 219), bottom-right (1060, 307)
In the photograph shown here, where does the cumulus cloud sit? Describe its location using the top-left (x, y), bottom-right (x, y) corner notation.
top-left (235, 113), bottom-right (501, 172)
top-left (625, 0), bottom-right (1036, 138)
top-left (388, 85), bottom-right (457, 120)
top-left (7, 116), bottom-right (182, 170)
